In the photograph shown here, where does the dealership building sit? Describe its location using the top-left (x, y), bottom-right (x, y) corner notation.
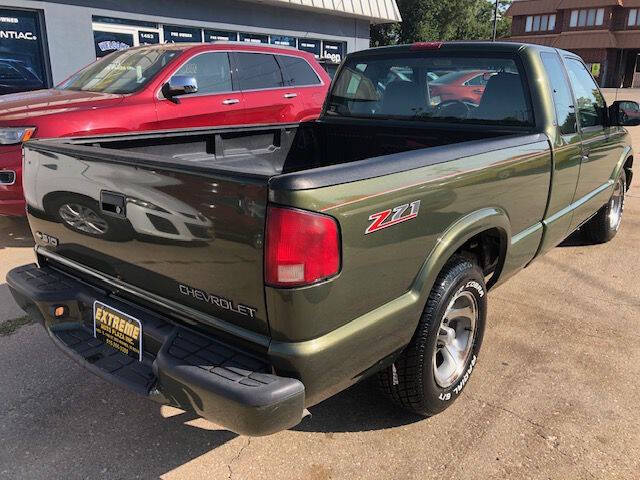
top-left (506, 0), bottom-right (640, 88)
top-left (0, 0), bottom-right (400, 94)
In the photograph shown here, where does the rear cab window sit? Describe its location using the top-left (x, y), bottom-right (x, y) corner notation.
top-left (325, 53), bottom-right (534, 127)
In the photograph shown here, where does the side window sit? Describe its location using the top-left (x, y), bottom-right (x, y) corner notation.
top-left (173, 52), bottom-right (232, 95)
top-left (564, 58), bottom-right (606, 129)
top-left (277, 55), bottom-right (321, 86)
top-left (234, 53), bottom-right (284, 90)
top-left (465, 74), bottom-right (485, 86)
top-left (540, 52), bottom-right (577, 135)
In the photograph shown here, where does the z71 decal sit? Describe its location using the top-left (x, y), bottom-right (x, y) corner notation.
top-left (365, 200), bottom-right (421, 235)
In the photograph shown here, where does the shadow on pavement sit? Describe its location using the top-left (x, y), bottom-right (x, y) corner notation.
top-left (295, 377), bottom-right (425, 433)
top-left (0, 216), bottom-right (34, 249)
top-left (558, 229), bottom-right (591, 247)
top-left (0, 320), bottom-right (422, 478)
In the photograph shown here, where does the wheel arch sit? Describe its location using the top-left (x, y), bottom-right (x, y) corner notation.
top-left (611, 146), bottom-right (633, 191)
top-left (42, 191), bottom-right (97, 216)
top-left (624, 155), bottom-right (633, 190)
top-left (410, 207), bottom-right (511, 306)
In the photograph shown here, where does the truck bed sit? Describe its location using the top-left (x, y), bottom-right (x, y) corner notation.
top-left (22, 121), bottom-right (540, 344)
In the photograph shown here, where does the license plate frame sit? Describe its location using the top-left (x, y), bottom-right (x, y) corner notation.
top-left (93, 301), bottom-right (143, 362)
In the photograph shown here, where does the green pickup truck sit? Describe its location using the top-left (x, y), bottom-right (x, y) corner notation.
top-left (8, 42), bottom-right (637, 436)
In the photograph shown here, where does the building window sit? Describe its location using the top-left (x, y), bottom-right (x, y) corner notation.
top-left (525, 14), bottom-right (556, 32)
top-left (0, 9), bottom-right (50, 94)
top-left (628, 9), bottom-right (640, 26)
top-left (569, 8), bottom-right (605, 27)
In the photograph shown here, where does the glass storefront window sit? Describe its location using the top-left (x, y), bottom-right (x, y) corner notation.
top-left (270, 35), bottom-right (296, 47)
top-left (298, 39), bottom-right (321, 58)
top-left (94, 30), bottom-right (135, 58)
top-left (138, 31), bottom-right (159, 45)
top-left (239, 33), bottom-right (268, 44)
top-left (0, 9), bottom-right (48, 94)
top-left (322, 41), bottom-right (345, 63)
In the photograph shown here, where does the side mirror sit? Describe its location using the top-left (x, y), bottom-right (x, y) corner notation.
top-left (609, 100), bottom-right (640, 126)
top-left (161, 76), bottom-right (198, 103)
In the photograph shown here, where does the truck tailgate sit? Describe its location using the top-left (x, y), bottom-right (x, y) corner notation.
top-left (22, 141), bottom-right (271, 337)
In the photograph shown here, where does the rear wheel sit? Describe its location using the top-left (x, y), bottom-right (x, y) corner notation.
top-left (378, 256), bottom-right (487, 416)
top-left (582, 170), bottom-right (626, 244)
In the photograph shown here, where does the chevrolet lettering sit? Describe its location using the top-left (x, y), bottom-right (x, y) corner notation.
top-left (178, 284), bottom-right (257, 318)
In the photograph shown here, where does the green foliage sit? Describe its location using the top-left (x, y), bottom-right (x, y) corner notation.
top-left (371, 0), bottom-right (512, 47)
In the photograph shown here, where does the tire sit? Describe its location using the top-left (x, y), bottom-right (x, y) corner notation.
top-left (378, 256), bottom-right (487, 416)
top-left (47, 194), bottom-right (134, 242)
top-left (582, 170), bottom-right (626, 244)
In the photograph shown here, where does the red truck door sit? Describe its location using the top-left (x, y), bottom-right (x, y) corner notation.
top-left (230, 52), bottom-right (301, 124)
top-left (154, 51), bottom-right (246, 129)
top-left (275, 53), bottom-right (327, 121)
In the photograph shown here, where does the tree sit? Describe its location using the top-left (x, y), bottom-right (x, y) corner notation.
top-left (370, 0), bottom-right (512, 47)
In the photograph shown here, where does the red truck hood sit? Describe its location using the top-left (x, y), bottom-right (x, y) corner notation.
top-left (0, 89), bottom-right (124, 123)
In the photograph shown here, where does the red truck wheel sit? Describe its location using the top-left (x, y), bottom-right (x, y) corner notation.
top-left (378, 255), bottom-right (487, 416)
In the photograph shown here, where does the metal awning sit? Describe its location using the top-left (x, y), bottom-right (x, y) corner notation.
top-left (507, 30), bottom-right (640, 49)
top-left (506, 1), bottom-right (561, 16)
top-left (243, 0), bottom-right (401, 23)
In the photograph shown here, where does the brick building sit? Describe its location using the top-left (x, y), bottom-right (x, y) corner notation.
top-left (506, 0), bottom-right (640, 87)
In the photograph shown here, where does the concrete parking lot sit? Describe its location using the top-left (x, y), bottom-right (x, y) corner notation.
top-left (1, 94), bottom-right (640, 480)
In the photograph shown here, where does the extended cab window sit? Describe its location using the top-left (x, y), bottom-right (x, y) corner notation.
top-left (172, 52), bottom-right (232, 95)
top-left (234, 53), bottom-right (284, 90)
top-left (564, 58), bottom-right (605, 129)
top-left (540, 52), bottom-right (577, 135)
top-left (326, 54), bottom-right (533, 126)
top-left (277, 55), bottom-right (321, 86)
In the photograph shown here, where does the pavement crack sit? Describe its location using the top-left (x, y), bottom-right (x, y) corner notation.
top-left (471, 396), bottom-right (547, 431)
top-left (227, 437), bottom-right (250, 480)
top-left (472, 397), bottom-right (600, 480)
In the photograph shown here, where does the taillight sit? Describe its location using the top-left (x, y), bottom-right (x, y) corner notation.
top-left (410, 42), bottom-right (443, 50)
top-left (265, 206), bottom-right (340, 287)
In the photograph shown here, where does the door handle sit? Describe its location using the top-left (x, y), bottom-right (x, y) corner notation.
top-left (283, 93), bottom-right (298, 99)
top-left (222, 98), bottom-right (240, 105)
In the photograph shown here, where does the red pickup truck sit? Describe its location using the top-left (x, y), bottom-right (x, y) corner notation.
top-left (0, 42), bottom-right (330, 216)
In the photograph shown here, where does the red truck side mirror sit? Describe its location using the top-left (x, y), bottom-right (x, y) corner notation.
top-left (610, 100), bottom-right (640, 127)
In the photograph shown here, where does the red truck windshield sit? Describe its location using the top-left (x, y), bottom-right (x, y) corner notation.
top-left (326, 54), bottom-right (534, 127)
top-left (57, 47), bottom-right (182, 94)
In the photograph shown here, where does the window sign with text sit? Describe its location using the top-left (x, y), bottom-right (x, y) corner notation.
top-left (0, 8), bottom-right (48, 94)
top-left (298, 39), bottom-right (321, 58)
top-left (322, 41), bottom-right (344, 63)
top-left (94, 30), bottom-right (134, 58)
top-left (239, 32), bottom-right (268, 44)
top-left (163, 25), bottom-right (202, 43)
top-left (138, 31), bottom-right (159, 45)
top-left (270, 35), bottom-right (296, 47)
top-left (204, 29), bottom-right (237, 42)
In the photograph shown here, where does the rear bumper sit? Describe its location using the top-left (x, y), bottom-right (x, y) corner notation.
top-left (0, 146), bottom-right (25, 216)
top-left (7, 263), bottom-right (305, 436)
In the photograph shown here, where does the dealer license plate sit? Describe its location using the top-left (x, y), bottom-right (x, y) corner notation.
top-left (93, 301), bottom-right (143, 361)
